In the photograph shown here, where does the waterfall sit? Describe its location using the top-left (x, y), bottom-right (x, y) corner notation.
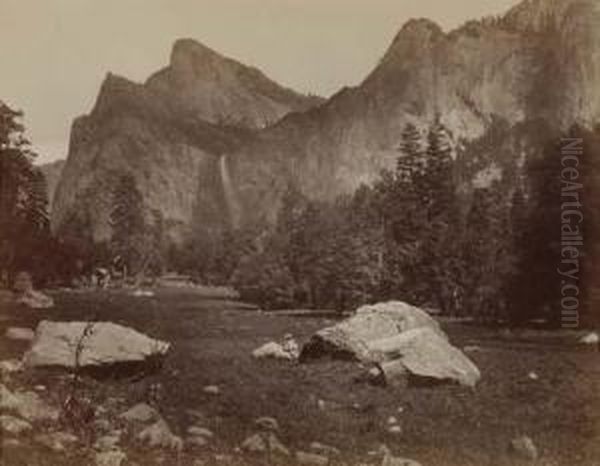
top-left (219, 155), bottom-right (240, 228)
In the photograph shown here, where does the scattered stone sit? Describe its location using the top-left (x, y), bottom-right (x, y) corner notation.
top-left (0, 359), bottom-right (23, 373)
top-left (2, 438), bottom-right (20, 448)
top-left (528, 371), bottom-right (539, 381)
top-left (11, 272), bottom-right (54, 309)
top-left (387, 416), bottom-right (398, 425)
top-left (5, 327), bottom-right (35, 341)
top-left (203, 385), bottom-right (220, 395)
top-left (35, 431), bottom-right (79, 452)
top-left (132, 289), bottom-right (155, 297)
top-left (34, 385), bottom-right (46, 391)
top-left (241, 432), bottom-right (290, 457)
top-left (137, 419), bottom-right (183, 451)
top-left (381, 454), bottom-right (422, 466)
top-left (510, 436), bottom-right (539, 461)
top-left (296, 451), bottom-right (329, 466)
top-left (23, 321), bottom-right (170, 369)
top-left (0, 384), bottom-right (59, 422)
top-left (95, 449), bottom-right (127, 466)
top-left (187, 426), bottom-right (214, 438)
top-left (186, 408), bottom-right (204, 417)
top-left (119, 403), bottom-right (159, 423)
top-left (253, 341), bottom-right (295, 360)
top-left (387, 425), bottom-right (402, 435)
top-left (187, 435), bottom-right (209, 448)
top-left (94, 431), bottom-right (122, 451)
top-left (463, 345), bottom-right (484, 353)
top-left (255, 416), bottom-right (279, 432)
top-left (93, 418), bottom-right (113, 433)
top-left (580, 332), bottom-right (599, 345)
top-left (309, 442), bottom-right (341, 457)
top-left (0, 414), bottom-right (32, 434)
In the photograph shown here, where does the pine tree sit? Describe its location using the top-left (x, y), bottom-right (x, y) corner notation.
top-left (397, 123), bottom-right (425, 183)
top-left (110, 174), bottom-right (146, 276)
top-left (0, 101), bottom-right (50, 280)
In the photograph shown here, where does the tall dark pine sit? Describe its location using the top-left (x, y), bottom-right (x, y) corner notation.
top-left (418, 117), bottom-right (461, 312)
top-left (110, 174), bottom-right (146, 276)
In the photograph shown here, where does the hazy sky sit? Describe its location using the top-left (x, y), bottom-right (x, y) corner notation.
top-left (0, 0), bottom-right (520, 163)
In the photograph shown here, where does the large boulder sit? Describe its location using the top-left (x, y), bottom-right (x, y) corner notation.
top-left (23, 321), bottom-right (170, 370)
top-left (300, 301), bottom-right (480, 387)
top-left (300, 301), bottom-right (444, 361)
top-left (368, 327), bottom-right (481, 387)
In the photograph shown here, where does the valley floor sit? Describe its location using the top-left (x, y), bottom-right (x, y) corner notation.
top-left (1, 290), bottom-right (598, 466)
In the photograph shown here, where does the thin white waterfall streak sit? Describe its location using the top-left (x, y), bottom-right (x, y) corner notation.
top-left (219, 155), bottom-right (239, 228)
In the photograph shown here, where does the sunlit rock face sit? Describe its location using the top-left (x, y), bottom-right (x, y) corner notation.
top-left (52, 40), bottom-right (322, 243)
top-left (228, 0), bottom-right (600, 225)
top-left (53, 0), bottom-right (600, 241)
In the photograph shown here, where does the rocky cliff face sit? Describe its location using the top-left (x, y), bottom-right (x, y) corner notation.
top-left (227, 0), bottom-right (599, 224)
top-left (39, 159), bottom-right (65, 212)
top-left (53, 0), bottom-right (600, 241)
top-left (51, 40), bottom-right (323, 242)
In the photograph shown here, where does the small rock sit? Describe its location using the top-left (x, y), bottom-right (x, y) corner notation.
top-left (296, 451), bottom-right (329, 466)
top-left (5, 327), bottom-right (35, 341)
top-left (0, 414), bottom-right (32, 434)
top-left (186, 409), bottom-right (206, 422)
top-left (528, 372), bottom-right (539, 381)
top-left (35, 432), bottom-right (79, 452)
top-left (2, 438), bottom-right (20, 448)
top-left (34, 385), bottom-right (46, 391)
top-left (94, 431), bottom-right (122, 451)
top-left (0, 384), bottom-right (59, 422)
top-left (387, 416), bottom-right (398, 425)
top-left (187, 426), bottom-right (214, 438)
top-left (381, 454), bottom-right (422, 466)
top-left (580, 332), bottom-right (599, 345)
top-left (203, 385), bottom-right (220, 395)
top-left (16, 289), bottom-right (54, 309)
top-left (241, 432), bottom-right (290, 457)
top-left (317, 399), bottom-right (326, 410)
top-left (253, 341), bottom-right (295, 360)
top-left (187, 435), bottom-right (209, 448)
top-left (93, 418), bottom-right (113, 433)
top-left (137, 419), bottom-right (183, 451)
top-left (119, 403), bottom-right (159, 423)
top-left (96, 449), bottom-right (127, 466)
top-left (0, 359), bottom-right (23, 373)
top-left (255, 416), bottom-right (279, 432)
top-left (310, 441), bottom-right (341, 457)
top-left (510, 436), bottom-right (539, 461)
top-left (387, 425), bottom-right (402, 435)
top-left (463, 345), bottom-right (483, 353)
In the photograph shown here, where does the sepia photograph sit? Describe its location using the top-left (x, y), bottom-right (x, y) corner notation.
top-left (0, 0), bottom-right (598, 465)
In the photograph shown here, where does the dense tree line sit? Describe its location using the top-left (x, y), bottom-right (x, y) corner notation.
top-left (177, 118), bottom-right (597, 328)
top-left (3, 97), bottom-right (597, 327)
top-left (0, 101), bottom-right (52, 285)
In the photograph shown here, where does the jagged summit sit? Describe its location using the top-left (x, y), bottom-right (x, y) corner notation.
top-left (503, 0), bottom-right (594, 32)
top-left (144, 38), bottom-right (322, 128)
top-left (52, 0), bottom-right (599, 244)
